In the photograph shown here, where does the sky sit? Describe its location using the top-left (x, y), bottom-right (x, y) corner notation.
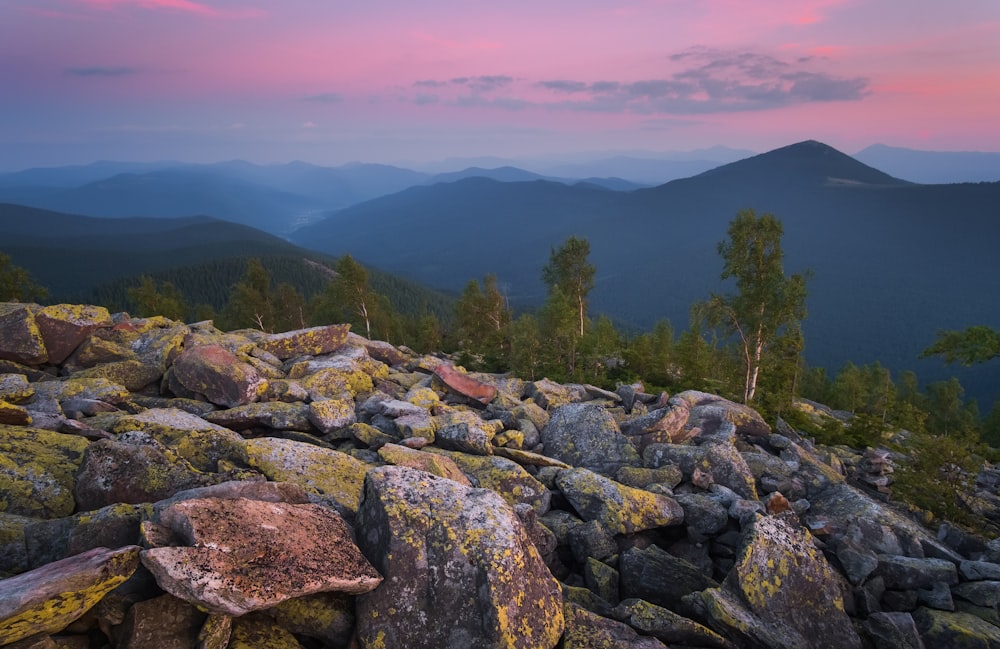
top-left (1, 0), bottom-right (999, 170)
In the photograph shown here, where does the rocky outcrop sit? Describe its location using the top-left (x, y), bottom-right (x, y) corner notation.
top-left (3, 301), bottom-right (1000, 648)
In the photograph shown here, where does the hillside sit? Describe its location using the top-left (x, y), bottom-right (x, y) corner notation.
top-left (289, 141), bottom-right (1000, 404)
top-left (855, 144), bottom-right (1000, 184)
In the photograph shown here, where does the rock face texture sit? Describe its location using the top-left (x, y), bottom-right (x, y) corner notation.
top-left (3, 301), bottom-right (1000, 648)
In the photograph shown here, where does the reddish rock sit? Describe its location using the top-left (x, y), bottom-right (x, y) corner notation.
top-left (34, 304), bottom-right (113, 365)
top-left (0, 400), bottom-right (32, 425)
top-left (765, 491), bottom-right (793, 515)
top-left (256, 324), bottom-right (351, 360)
top-left (114, 594), bottom-right (206, 649)
top-left (433, 363), bottom-right (497, 405)
top-left (0, 545), bottom-right (141, 646)
top-left (0, 304), bottom-right (47, 365)
top-left (171, 345), bottom-right (266, 408)
top-left (141, 497), bottom-right (382, 616)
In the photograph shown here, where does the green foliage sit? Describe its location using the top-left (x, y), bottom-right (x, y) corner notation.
top-left (541, 236), bottom-right (595, 338)
top-left (696, 209), bottom-right (809, 405)
top-left (0, 252), bottom-right (48, 302)
top-left (218, 258), bottom-right (307, 332)
top-left (892, 429), bottom-right (987, 530)
top-left (127, 276), bottom-right (188, 321)
top-left (923, 326), bottom-right (1000, 366)
top-left (508, 313), bottom-right (543, 381)
top-left (453, 274), bottom-right (511, 371)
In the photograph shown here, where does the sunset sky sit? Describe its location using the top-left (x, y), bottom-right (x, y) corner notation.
top-left (1, 0), bottom-right (998, 169)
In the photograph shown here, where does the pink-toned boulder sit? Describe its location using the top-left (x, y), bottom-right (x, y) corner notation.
top-left (171, 345), bottom-right (266, 408)
top-left (35, 304), bottom-right (113, 365)
top-left (0, 304), bottom-right (47, 365)
top-left (0, 545), bottom-right (142, 646)
top-left (433, 363), bottom-right (497, 405)
top-left (141, 497), bottom-right (382, 616)
top-left (256, 324), bottom-right (351, 360)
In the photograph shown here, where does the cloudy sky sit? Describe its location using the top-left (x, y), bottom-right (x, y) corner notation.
top-left (1, 0), bottom-right (998, 169)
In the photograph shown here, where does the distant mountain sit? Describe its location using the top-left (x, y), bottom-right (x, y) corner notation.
top-left (0, 203), bottom-right (323, 300)
top-left (0, 160), bottom-right (644, 234)
top-left (855, 144), bottom-right (1000, 184)
top-left (425, 166), bottom-right (647, 191)
top-left (290, 140), bottom-right (1000, 405)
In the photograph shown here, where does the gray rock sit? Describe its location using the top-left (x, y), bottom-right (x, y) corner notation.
top-left (862, 611), bottom-right (926, 649)
top-left (962, 560), bottom-right (1000, 582)
top-left (620, 544), bottom-right (718, 612)
top-left (541, 403), bottom-right (640, 475)
top-left (878, 555), bottom-right (959, 591)
top-left (556, 467), bottom-right (683, 535)
top-left (354, 465), bottom-right (564, 649)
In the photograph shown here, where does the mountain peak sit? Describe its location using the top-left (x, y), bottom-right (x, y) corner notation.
top-left (690, 139), bottom-right (907, 187)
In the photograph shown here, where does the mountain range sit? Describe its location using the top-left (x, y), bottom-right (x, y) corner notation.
top-left (1, 141), bottom-right (999, 405)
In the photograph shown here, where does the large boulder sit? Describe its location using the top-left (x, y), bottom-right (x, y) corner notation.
top-left (74, 431), bottom-right (222, 510)
top-left (561, 602), bottom-right (667, 649)
top-left (0, 545), bottom-right (141, 645)
top-left (34, 304), bottom-right (113, 365)
top-left (555, 467), bottom-right (684, 535)
top-left (141, 497), bottom-right (381, 616)
top-left (244, 437), bottom-right (370, 515)
top-left (0, 425), bottom-right (89, 518)
top-left (171, 345), bottom-right (267, 408)
top-left (354, 465), bottom-right (565, 649)
top-left (256, 323), bottom-right (350, 360)
top-left (541, 403), bottom-right (640, 475)
top-left (690, 513), bottom-right (861, 649)
top-left (0, 304), bottom-right (47, 365)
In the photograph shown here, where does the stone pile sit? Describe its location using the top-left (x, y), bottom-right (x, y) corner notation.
top-left (3, 301), bottom-right (1000, 648)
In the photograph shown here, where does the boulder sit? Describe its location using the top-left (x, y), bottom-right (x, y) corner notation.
top-left (913, 607), bottom-right (1000, 647)
top-left (106, 408), bottom-right (246, 472)
top-left (255, 323), bottom-right (350, 360)
top-left (23, 502), bottom-right (151, 569)
top-left (691, 513), bottom-right (861, 649)
top-left (555, 467), bottom-right (684, 535)
top-left (541, 403), bottom-right (641, 475)
top-left (34, 304), bottom-right (112, 365)
top-left (263, 591), bottom-right (355, 647)
top-left (431, 448), bottom-right (551, 514)
top-left (113, 593), bottom-right (206, 649)
top-left (354, 465), bottom-right (564, 649)
top-left (141, 497), bottom-right (381, 616)
top-left (308, 397), bottom-right (357, 434)
top-left (433, 363), bottom-right (498, 404)
top-left (204, 401), bottom-right (312, 432)
top-left (0, 304), bottom-right (47, 365)
top-left (0, 545), bottom-right (141, 646)
top-left (862, 611), bottom-right (926, 649)
top-left (0, 425), bottom-right (89, 518)
top-left (171, 345), bottom-right (267, 408)
top-left (619, 402), bottom-right (690, 449)
top-left (74, 431), bottom-right (223, 510)
top-left (377, 443), bottom-right (473, 486)
top-left (620, 544), bottom-right (718, 612)
top-left (244, 437), bottom-right (370, 515)
top-left (561, 602), bottom-right (667, 649)
top-left (612, 599), bottom-right (736, 649)
top-left (0, 373), bottom-right (34, 403)
top-left (877, 555), bottom-right (959, 590)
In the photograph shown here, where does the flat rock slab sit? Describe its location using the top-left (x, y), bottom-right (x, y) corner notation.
top-left (434, 363), bottom-right (498, 404)
top-left (0, 545), bottom-right (141, 645)
top-left (256, 324), bottom-right (350, 360)
top-left (141, 497), bottom-right (382, 616)
top-left (556, 467), bottom-right (684, 535)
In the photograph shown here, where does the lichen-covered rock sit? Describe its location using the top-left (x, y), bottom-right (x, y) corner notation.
top-left (644, 442), bottom-right (758, 500)
top-left (561, 602), bottom-right (667, 649)
top-left (204, 401), bottom-right (312, 432)
top-left (355, 465), bottom-right (564, 649)
top-left (555, 467), bottom-right (683, 535)
top-left (74, 431), bottom-right (221, 511)
top-left (114, 593), bottom-right (206, 649)
top-left (107, 408), bottom-right (247, 472)
top-left (171, 345), bottom-right (267, 408)
top-left (34, 304), bottom-right (112, 365)
top-left (71, 358), bottom-right (163, 392)
top-left (377, 443), bottom-right (473, 486)
top-left (227, 612), bottom-right (306, 649)
top-left (244, 437), bottom-right (370, 515)
top-left (308, 397), bottom-right (357, 434)
top-left (263, 592), bottom-right (355, 647)
top-left (0, 400), bottom-right (31, 425)
top-left (0, 304), bottom-right (47, 365)
top-left (913, 607), bottom-right (1000, 647)
top-left (0, 373), bottom-right (33, 403)
top-left (619, 402), bottom-right (691, 449)
top-left (691, 513), bottom-right (861, 649)
top-left (23, 502), bottom-right (151, 569)
top-left (430, 448), bottom-right (551, 514)
top-left (620, 544), bottom-right (719, 611)
top-left (0, 545), bottom-right (141, 646)
top-left (613, 598), bottom-right (736, 649)
top-left (256, 323), bottom-right (350, 360)
top-left (671, 390), bottom-right (771, 442)
top-left (541, 403), bottom-right (640, 475)
top-left (141, 497), bottom-right (381, 616)
top-left (0, 425), bottom-right (89, 518)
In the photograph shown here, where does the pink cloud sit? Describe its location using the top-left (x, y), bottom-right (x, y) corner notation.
top-left (72, 0), bottom-right (263, 18)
